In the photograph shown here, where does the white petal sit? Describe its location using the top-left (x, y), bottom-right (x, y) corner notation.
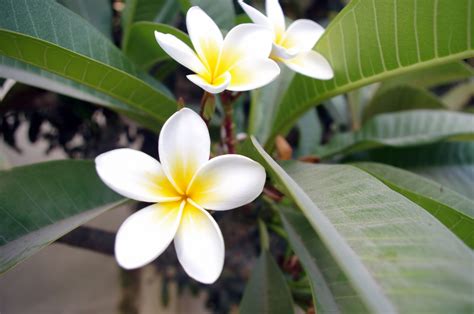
top-left (238, 1), bottom-right (272, 29)
top-left (187, 72), bottom-right (231, 94)
top-left (187, 155), bottom-right (266, 210)
top-left (271, 43), bottom-right (299, 60)
top-left (218, 24), bottom-right (274, 73)
top-left (158, 108), bottom-right (211, 194)
top-left (282, 19), bottom-right (325, 52)
top-left (115, 201), bottom-right (184, 269)
top-left (95, 148), bottom-right (181, 202)
top-left (227, 58), bottom-right (280, 91)
top-left (186, 6), bottom-right (223, 72)
top-left (174, 202), bottom-right (224, 284)
top-left (154, 31), bottom-right (206, 74)
top-left (266, 0), bottom-right (286, 37)
top-left (284, 50), bottom-right (334, 80)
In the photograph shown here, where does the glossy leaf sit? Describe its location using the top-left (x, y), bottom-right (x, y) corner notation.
top-left (124, 22), bottom-right (191, 70)
top-left (0, 0), bottom-right (176, 125)
top-left (121, 0), bottom-right (180, 46)
top-left (239, 250), bottom-right (295, 314)
top-left (353, 142), bottom-right (474, 200)
top-left (242, 137), bottom-right (474, 313)
top-left (354, 162), bottom-right (474, 248)
top-left (58, 0), bottom-right (112, 38)
top-left (362, 85), bottom-right (445, 122)
top-left (0, 55), bottom-right (162, 131)
top-left (178, 0), bottom-right (235, 31)
top-left (0, 160), bottom-right (126, 273)
top-left (266, 0), bottom-right (474, 149)
top-left (316, 110), bottom-right (474, 159)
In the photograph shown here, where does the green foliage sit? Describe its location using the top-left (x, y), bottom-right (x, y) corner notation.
top-left (355, 142), bottom-right (474, 200)
top-left (124, 22), bottom-right (191, 69)
top-left (0, 160), bottom-right (126, 273)
top-left (265, 0), bottom-right (474, 149)
top-left (316, 110), bottom-right (474, 158)
top-left (239, 250), bottom-right (295, 314)
top-left (362, 85), bottom-right (445, 122)
top-left (354, 162), bottom-right (474, 248)
top-left (0, 0), bottom-right (176, 126)
top-left (242, 137), bottom-right (474, 313)
top-left (57, 0), bottom-right (113, 38)
top-left (0, 56), bottom-right (162, 131)
top-left (121, 0), bottom-right (180, 46)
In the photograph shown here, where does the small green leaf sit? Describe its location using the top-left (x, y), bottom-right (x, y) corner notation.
top-left (0, 0), bottom-right (176, 125)
top-left (124, 22), bottom-right (191, 70)
top-left (316, 110), bottom-right (474, 158)
top-left (0, 160), bottom-right (126, 274)
top-left (239, 250), bottom-right (295, 314)
top-left (354, 162), bottom-right (474, 248)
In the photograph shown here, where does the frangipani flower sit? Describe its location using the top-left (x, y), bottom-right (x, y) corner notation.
top-left (95, 108), bottom-right (266, 284)
top-left (239, 0), bottom-right (334, 80)
top-left (154, 6), bottom-right (280, 94)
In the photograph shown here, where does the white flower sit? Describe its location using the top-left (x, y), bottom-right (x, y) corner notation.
top-left (95, 108), bottom-right (266, 284)
top-left (239, 0), bottom-right (334, 80)
top-left (154, 6), bottom-right (280, 94)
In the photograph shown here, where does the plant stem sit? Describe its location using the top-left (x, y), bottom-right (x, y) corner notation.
top-left (258, 219), bottom-right (270, 251)
top-left (199, 91), bottom-right (213, 125)
top-left (220, 91), bottom-right (241, 154)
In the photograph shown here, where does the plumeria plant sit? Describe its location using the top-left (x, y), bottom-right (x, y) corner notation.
top-left (0, 0), bottom-right (473, 313)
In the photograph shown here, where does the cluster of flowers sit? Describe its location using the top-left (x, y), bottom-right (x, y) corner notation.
top-left (96, 0), bottom-right (333, 284)
top-left (155, 0), bottom-right (333, 94)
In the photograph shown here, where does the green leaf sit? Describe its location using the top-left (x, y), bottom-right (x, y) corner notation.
top-left (353, 142), bottom-right (474, 200)
top-left (242, 137), bottom-right (474, 313)
top-left (354, 162), bottom-right (474, 248)
top-left (279, 207), bottom-right (364, 313)
top-left (239, 250), bottom-right (295, 314)
top-left (316, 110), bottom-right (474, 159)
top-left (266, 0), bottom-right (474, 149)
top-left (179, 0), bottom-right (235, 31)
top-left (0, 160), bottom-right (126, 273)
top-left (0, 0), bottom-right (176, 125)
top-left (296, 109), bottom-right (323, 156)
top-left (248, 67), bottom-right (295, 143)
top-left (121, 0), bottom-right (180, 46)
top-left (376, 61), bottom-right (474, 95)
top-left (124, 22), bottom-right (191, 70)
top-left (362, 85), bottom-right (445, 122)
top-left (0, 55), bottom-right (162, 131)
top-left (57, 0), bottom-right (112, 38)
